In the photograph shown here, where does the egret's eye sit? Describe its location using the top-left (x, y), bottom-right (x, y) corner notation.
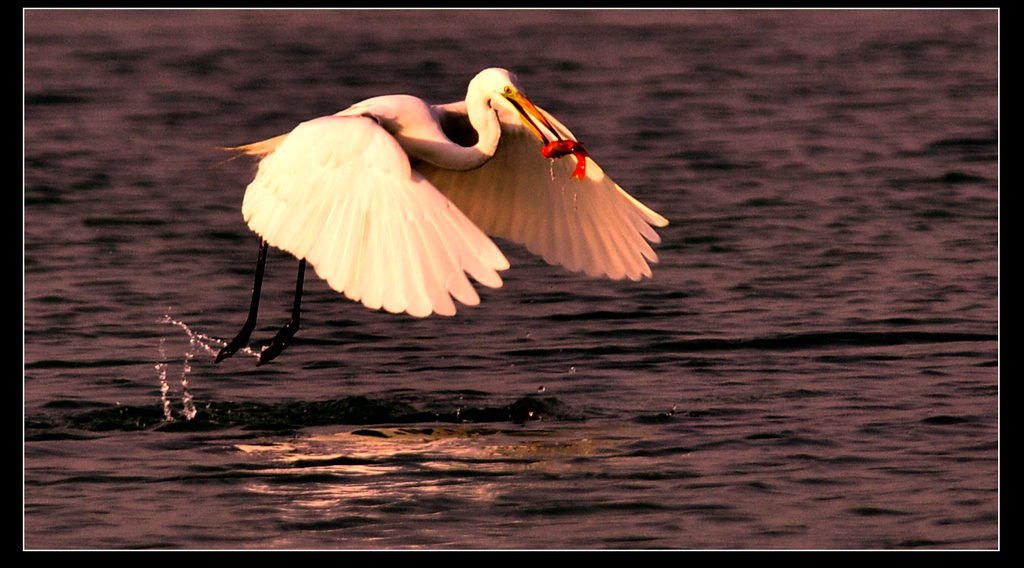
top-left (503, 86), bottom-right (514, 96)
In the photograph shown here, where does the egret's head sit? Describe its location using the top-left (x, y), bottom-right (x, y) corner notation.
top-left (471, 68), bottom-right (561, 145)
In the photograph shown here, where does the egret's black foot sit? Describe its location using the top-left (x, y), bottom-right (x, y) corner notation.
top-left (256, 319), bottom-right (299, 366)
top-left (215, 327), bottom-right (254, 363)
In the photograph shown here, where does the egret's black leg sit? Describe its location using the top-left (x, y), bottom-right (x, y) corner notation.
top-left (256, 258), bottom-right (306, 366)
top-left (216, 239), bottom-right (269, 363)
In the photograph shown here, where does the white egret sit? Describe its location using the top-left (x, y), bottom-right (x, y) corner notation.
top-left (216, 67), bottom-right (668, 365)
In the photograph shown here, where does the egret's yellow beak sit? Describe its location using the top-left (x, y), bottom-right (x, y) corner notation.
top-left (503, 88), bottom-right (562, 145)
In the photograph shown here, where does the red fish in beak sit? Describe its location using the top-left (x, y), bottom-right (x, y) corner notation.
top-left (542, 140), bottom-right (589, 180)
top-left (503, 88), bottom-right (589, 181)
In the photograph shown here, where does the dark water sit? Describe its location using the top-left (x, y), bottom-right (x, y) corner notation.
top-left (24, 9), bottom-right (999, 549)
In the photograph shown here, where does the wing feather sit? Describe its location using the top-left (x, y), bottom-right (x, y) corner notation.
top-left (420, 105), bottom-right (668, 282)
top-left (240, 115), bottom-right (508, 317)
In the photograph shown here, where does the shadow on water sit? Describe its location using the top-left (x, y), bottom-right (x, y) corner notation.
top-left (26, 394), bottom-right (579, 438)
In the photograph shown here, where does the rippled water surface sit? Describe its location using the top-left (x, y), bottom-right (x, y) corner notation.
top-left (24, 9), bottom-right (999, 549)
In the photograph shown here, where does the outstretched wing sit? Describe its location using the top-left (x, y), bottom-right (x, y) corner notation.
top-left (420, 103), bottom-right (669, 281)
top-left (240, 115), bottom-right (510, 317)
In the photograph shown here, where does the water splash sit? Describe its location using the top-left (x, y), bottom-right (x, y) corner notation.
top-left (179, 344), bottom-right (197, 421)
top-left (155, 339), bottom-right (173, 421)
top-left (161, 315), bottom-right (228, 357)
top-left (158, 315), bottom-right (257, 420)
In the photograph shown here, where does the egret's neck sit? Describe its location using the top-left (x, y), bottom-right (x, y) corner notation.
top-left (464, 96), bottom-right (502, 164)
top-left (398, 98), bottom-right (500, 172)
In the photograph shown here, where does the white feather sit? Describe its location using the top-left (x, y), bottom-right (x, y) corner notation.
top-left (241, 115), bottom-right (508, 317)
top-left (419, 106), bottom-right (668, 282)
